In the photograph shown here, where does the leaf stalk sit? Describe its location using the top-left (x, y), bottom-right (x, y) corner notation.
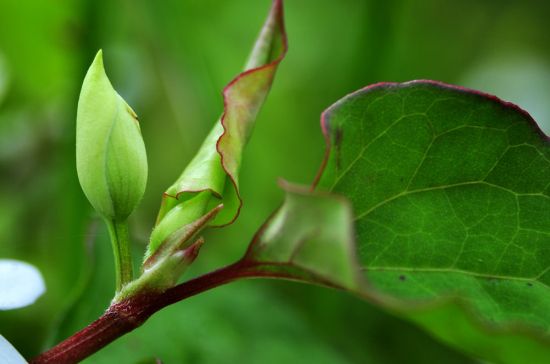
top-left (105, 219), bottom-right (133, 291)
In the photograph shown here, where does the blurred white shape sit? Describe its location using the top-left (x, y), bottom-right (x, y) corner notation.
top-left (0, 259), bottom-right (45, 310)
top-left (461, 54), bottom-right (550, 134)
top-left (0, 335), bottom-right (27, 364)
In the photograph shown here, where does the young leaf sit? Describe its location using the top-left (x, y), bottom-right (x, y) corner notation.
top-left (0, 259), bottom-right (45, 310)
top-left (244, 182), bottom-right (363, 292)
top-left (148, 0), bottom-right (287, 259)
top-left (314, 80), bottom-right (550, 362)
top-left (115, 205), bottom-right (222, 302)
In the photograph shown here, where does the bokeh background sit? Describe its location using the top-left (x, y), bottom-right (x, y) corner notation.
top-left (1, 0), bottom-right (549, 362)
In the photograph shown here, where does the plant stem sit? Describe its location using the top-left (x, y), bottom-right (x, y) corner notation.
top-left (30, 260), bottom-right (296, 364)
top-left (105, 219), bottom-right (133, 291)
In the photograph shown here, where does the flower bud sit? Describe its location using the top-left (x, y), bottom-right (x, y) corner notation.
top-left (76, 50), bottom-right (147, 221)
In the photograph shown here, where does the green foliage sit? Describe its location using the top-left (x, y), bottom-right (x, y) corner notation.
top-left (121, 0), bottom-right (288, 299)
top-left (55, 230), bottom-right (470, 364)
top-left (315, 81), bottom-right (550, 362)
top-left (149, 0), bottom-right (286, 259)
top-left (246, 183), bottom-right (361, 292)
top-left (2, 0), bottom-right (550, 363)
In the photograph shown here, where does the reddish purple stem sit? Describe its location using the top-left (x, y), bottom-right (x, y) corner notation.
top-left (31, 260), bottom-right (288, 364)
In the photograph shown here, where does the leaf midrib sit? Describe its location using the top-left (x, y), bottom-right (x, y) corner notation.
top-left (362, 266), bottom-right (550, 289)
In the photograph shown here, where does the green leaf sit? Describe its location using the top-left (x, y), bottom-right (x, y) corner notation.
top-left (76, 50), bottom-right (148, 221)
top-left (245, 182), bottom-right (362, 292)
top-left (148, 0), bottom-right (287, 259)
top-left (314, 80), bottom-right (550, 362)
top-left (114, 205), bottom-right (222, 302)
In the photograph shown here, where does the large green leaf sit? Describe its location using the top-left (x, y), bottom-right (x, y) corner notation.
top-left (312, 80), bottom-right (550, 362)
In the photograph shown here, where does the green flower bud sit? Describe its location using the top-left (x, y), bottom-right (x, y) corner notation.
top-left (76, 50), bottom-right (147, 221)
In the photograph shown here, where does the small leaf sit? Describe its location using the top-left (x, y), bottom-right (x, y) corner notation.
top-left (149, 0), bottom-right (287, 258)
top-left (245, 182), bottom-right (363, 292)
top-left (115, 236), bottom-right (206, 302)
top-left (314, 80), bottom-right (550, 362)
top-left (147, 191), bottom-right (214, 259)
top-left (0, 335), bottom-right (27, 364)
top-left (76, 50), bottom-right (148, 221)
top-left (144, 204), bottom-right (222, 268)
top-left (0, 259), bottom-right (45, 310)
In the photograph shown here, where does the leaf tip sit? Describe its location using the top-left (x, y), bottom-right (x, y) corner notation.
top-left (82, 49), bottom-right (112, 93)
top-left (90, 49), bottom-right (105, 75)
top-left (181, 236), bottom-right (205, 264)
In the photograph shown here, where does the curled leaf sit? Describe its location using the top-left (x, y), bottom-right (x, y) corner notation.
top-left (245, 182), bottom-right (363, 292)
top-left (153, 0), bottom-right (287, 248)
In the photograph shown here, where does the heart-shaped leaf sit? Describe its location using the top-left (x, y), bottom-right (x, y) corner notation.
top-left (313, 80), bottom-right (550, 362)
top-left (246, 80), bottom-right (550, 363)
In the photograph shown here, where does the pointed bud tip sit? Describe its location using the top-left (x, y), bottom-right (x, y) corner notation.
top-left (77, 47), bottom-right (147, 221)
top-left (182, 237), bottom-right (205, 264)
top-left (91, 49), bottom-right (104, 69)
top-left (83, 49), bottom-right (109, 87)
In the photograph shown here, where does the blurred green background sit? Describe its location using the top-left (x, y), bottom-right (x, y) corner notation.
top-left (1, 0), bottom-right (549, 362)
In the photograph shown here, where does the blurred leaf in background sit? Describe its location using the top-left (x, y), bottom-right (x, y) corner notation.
top-left (1, 0), bottom-right (549, 362)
